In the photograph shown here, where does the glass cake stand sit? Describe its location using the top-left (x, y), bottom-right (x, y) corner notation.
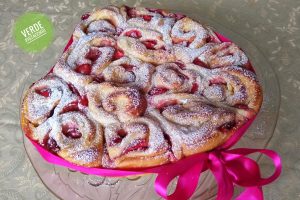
top-left (22, 3), bottom-right (280, 200)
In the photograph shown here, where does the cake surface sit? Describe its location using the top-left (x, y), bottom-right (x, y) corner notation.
top-left (21, 5), bottom-right (262, 168)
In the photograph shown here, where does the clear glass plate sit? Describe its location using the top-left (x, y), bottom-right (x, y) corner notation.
top-left (22, 2), bottom-right (280, 200)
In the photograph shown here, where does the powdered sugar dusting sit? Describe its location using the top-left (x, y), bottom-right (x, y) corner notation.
top-left (22, 5), bottom-right (262, 168)
top-left (26, 76), bottom-right (78, 125)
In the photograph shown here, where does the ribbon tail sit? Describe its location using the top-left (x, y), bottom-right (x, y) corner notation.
top-left (209, 153), bottom-right (234, 200)
top-left (236, 186), bottom-right (263, 200)
top-left (154, 161), bottom-right (205, 200)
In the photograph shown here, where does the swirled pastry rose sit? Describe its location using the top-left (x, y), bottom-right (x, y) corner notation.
top-left (21, 76), bottom-right (103, 167)
top-left (102, 117), bottom-right (170, 168)
top-left (21, 5), bottom-right (262, 168)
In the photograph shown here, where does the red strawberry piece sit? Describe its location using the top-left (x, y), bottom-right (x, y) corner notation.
top-left (111, 129), bottom-right (127, 145)
top-left (81, 13), bottom-right (90, 20)
top-left (174, 13), bottom-right (186, 20)
top-left (174, 62), bottom-right (185, 69)
top-left (35, 88), bottom-right (51, 97)
top-left (142, 40), bottom-right (157, 49)
top-left (120, 64), bottom-right (134, 71)
top-left (191, 83), bottom-right (199, 93)
top-left (113, 49), bottom-right (124, 60)
top-left (86, 48), bottom-right (101, 62)
top-left (62, 123), bottom-right (82, 139)
top-left (177, 71), bottom-right (189, 80)
top-left (79, 95), bottom-right (89, 106)
top-left (117, 129), bottom-right (127, 138)
top-left (209, 77), bottom-right (226, 86)
top-left (156, 100), bottom-right (177, 112)
top-left (148, 87), bottom-right (169, 96)
top-left (206, 36), bottom-right (212, 43)
top-left (193, 58), bottom-right (209, 68)
top-left (112, 137), bottom-right (122, 144)
top-left (142, 15), bottom-right (152, 21)
top-left (62, 101), bottom-right (79, 113)
top-left (123, 140), bottom-right (148, 155)
top-left (47, 67), bottom-right (54, 75)
top-left (75, 64), bottom-right (92, 75)
top-left (67, 84), bottom-right (80, 96)
top-left (126, 7), bottom-right (137, 18)
top-left (124, 30), bottom-right (142, 38)
top-left (64, 37), bottom-right (73, 52)
top-left (93, 75), bottom-right (105, 83)
top-left (147, 8), bottom-right (164, 16)
top-left (44, 135), bottom-right (60, 153)
top-left (245, 61), bottom-right (255, 72)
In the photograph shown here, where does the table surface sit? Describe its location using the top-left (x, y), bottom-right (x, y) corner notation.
top-left (0, 0), bottom-right (300, 199)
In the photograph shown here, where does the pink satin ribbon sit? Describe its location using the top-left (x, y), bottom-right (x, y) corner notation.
top-left (26, 33), bottom-right (282, 200)
top-left (29, 117), bottom-right (281, 200)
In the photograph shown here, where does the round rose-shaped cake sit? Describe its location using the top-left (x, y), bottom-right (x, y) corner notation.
top-left (21, 5), bottom-right (262, 169)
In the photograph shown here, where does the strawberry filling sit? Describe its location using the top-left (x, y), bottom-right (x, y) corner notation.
top-left (209, 78), bottom-right (227, 86)
top-left (142, 40), bottom-right (157, 50)
top-left (63, 37), bottom-right (73, 52)
top-left (35, 88), bottom-right (51, 97)
top-left (244, 61), bottom-right (255, 72)
top-left (191, 83), bottom-right (199, 93)
top-left (117, 129), bottom-right (127, 138)
top-left (120, 64), bottom-right (134, 71)
top-left (62, 122), bottom-right (82, 139)
top-left (111, 129), bottom-right (127, 145)
top-left (206, 36), bottom-right (212, 43)
top-left (43, 135), bottom-right (60, 153)
top-left (92, 75), bottom-right (105, 83)
top-left (122, 140), bottom-right (148, 155)
top-left (125, 6), bottom-right (137, 18)
top-left (47, 67), bottom-right (54, 75)
top-left (177, 71), bottom-right (189, 80)
top-left (193, 58), bottom-right (209, 68)
top-left (81, 13), bottom-right (90, 20)
top-left (112, 49), bottom-right (124, 60)
top-left (156, 100), bottom-right (177, 112)
top-left (61, 97), bottom-right (88, 114)
top-left (85, 48), bottom-right (101, 62)
top-left (75, 64), bottom-right (92, 75)
top-left (79, 95), bottom-right (89, 106)
top-left (174, 62), bottom-right (185, 69)
top-left (67, 83), bottom-right (80, 96)
top-left (62, 101), bottom-right (79, 113)
top-left (142, 15), bottom-right (152, 21)
top-left (147, 8), bottom-right (165, 16)
top-left (148, 87), bottom-right (169, 96)
top-left (124, 30), bottom-right (142, 38)
top-left (174, 13), bottom-right (186, 20)
top-left (112, 137), bottom-right (122, 144)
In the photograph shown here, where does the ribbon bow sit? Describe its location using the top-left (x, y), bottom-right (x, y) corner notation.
top-left (154, 148), bottom-right (281, 200)
top-left (154, 118), bottom-right (282, 200)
